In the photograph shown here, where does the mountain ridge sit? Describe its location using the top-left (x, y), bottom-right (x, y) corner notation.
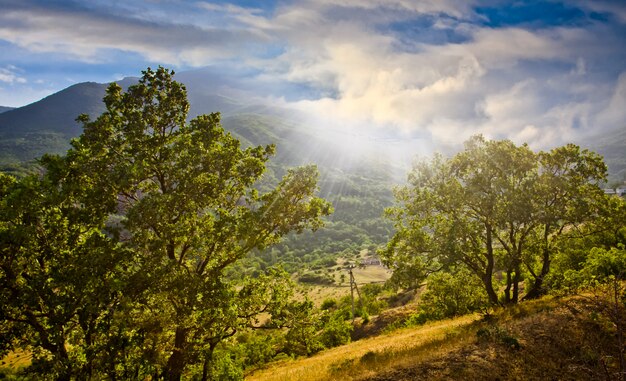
top-left (0, 76), bottom-right (623, 185)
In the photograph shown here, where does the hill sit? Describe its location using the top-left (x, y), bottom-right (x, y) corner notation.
top-left (247, 295), bottom-right (622, 381)
top-left (588, 126), bottom-right (626, 185)
top-left (0, 82), bottom-right (108, 172)
top-left (0, 82), bottom-right (108, 138)
top-left (0, 106), bottom-right (13, 113)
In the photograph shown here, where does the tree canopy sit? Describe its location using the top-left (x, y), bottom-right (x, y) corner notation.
top-left (0, 67), bottom-right (332, 380)
top-left (382, 135), bottom-right (608, 305)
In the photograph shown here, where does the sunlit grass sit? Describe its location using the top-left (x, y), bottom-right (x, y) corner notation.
top-left (0, 349), bottom-right (32, 375)
top-left (247, 295), bottom-right (578, 381)
top-left (297, 250), bottom-right (391, 307)
top-left (246, 314), bottom-right (479, 381)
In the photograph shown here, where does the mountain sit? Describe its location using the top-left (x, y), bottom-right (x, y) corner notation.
top-left (0, 75), bottom-right (398, 268)
top-left (0, 106), bottom-right (14, 114)
top-left (587, 126), bottom-right (626, 185)
top-left (0, 76), bottom-right (402, 176)
top-left (0, 82), bottom-right (109, 169)
top-left (0, 82), bottom-right (108, 138)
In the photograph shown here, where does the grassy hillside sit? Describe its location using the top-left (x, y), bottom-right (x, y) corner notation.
top-left (247, 294), bottom-right (622, 381)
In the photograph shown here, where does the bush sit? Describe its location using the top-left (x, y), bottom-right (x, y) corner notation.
top-left (321, 298), bottom-right (338, 311)
top-left (298, 272), bottom-right (334, 285)
top-left (320, 314), bottom-right (353, 348)
top-left (207, 350), bottom-right (244, 381)
top-left (418, 268), bottom-right (488, 321)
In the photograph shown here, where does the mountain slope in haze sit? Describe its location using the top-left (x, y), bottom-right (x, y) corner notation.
top-left (0, 76), bottom-right (398, 270)
top-left (0, 82), bottom-right (108, 138)
top-left (0, 106), bottom-right (14, 114)
top-left (0, 76), bottom-right (402, 178)
top-left (587, 126), bottom-right (626, 184)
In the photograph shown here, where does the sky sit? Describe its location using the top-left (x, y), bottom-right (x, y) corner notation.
top-left (1, 0), bottom-right (625, 151)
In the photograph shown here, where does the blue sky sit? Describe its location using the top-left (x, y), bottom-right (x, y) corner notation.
top-left (0, 0), bottom-right (625, 149)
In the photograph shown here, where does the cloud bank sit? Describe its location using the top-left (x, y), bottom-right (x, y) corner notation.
top-left (0, 0), bottom-right (625, 151)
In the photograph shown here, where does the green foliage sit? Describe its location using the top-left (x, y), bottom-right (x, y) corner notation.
top-left (0, 67), bottom-right (332, 380)
top-left (237, 334), bottom-right (278, 369)
top-left (548, 197), bottom-right (626, 292)
top-left (205, 350), bottom-right (244, 381)
top-left (559, 246), bottom-right (626, 290)
top-left (320, 298), bottom-right (338, 311)
top-left (419, 269), bottom-right (488, 320)
top-left (298, 272), bottom-right (334, 285)
top-left (319, 314), bottom-right (353, 348)
top-left (281, 308), bottom-right (325, 357)
top-left (383, 135), bottom-right (608, 306)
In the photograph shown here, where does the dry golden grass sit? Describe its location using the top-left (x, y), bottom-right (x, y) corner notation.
top-left (351, 266), bottom-right (391, 284)
top-left (246, 314), bottom-right (479, 381)
top-left (247, 294), bottom-right (623, 381)
top-left (298, 264), bottom-right (391, 307)
top-left (0, 349), bottom-right (32, 371)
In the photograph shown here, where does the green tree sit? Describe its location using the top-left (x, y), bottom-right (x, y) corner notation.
top-left (382, 137), bottom-right (537, 304)
top-left (413, 268), bottom-right (488, 322)
top-left (1, 67), bottom-right (332, 380)
top-left (0, 164), bottom-right (130, 380)
top-left (523, 144), bottom-right (607, 299)
top-left (382, 135), bottom-right (606, 305)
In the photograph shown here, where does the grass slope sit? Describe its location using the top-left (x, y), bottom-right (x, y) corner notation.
top-left (247, 295), bottom-right (622, 381)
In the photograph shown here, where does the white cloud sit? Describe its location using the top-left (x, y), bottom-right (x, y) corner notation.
top-left (245, 2), bottom-right (625, 149)
top-left (0, 4), bottom-right (266, 65)
top-left (596, 71), bottom-right (626, 130)
top-left (0, 0), bottom-right (624, 149)
top-left (0, 66), bottom-right (26, 84)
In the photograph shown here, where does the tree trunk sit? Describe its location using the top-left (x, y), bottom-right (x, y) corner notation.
top-left (524, 228), bottom-right (551, 300)
top-left (200, 344), bottom-right (217, 381)
top-left (512, 264), bottom-right (521, 303)
top-left (504, 269), bottom-right (512, 304)
top-left (483, 226), bottom-right (500, 305)
top-left (164, 327), bottom-right (188, 381)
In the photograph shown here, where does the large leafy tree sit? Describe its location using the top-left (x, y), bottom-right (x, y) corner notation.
top-left (1, 67), bottom-right (332, 380)
top-left (0, 161), bottom-right (131, 380)
top-left (382, 135), bottom-right (607, 305)
top-left (523, 144), bottom-right (607, 299)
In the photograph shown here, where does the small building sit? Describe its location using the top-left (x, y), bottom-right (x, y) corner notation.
top-left (360, 257), bottom-right (382, 266)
